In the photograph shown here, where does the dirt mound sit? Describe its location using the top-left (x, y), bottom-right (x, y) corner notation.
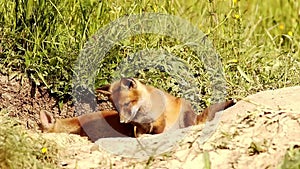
top-left (40, 87), bottom-right (300, 169)
top-left (1, 74), bottom-right (299, 168)
top-left (209, 86), bottom-right (300, 168)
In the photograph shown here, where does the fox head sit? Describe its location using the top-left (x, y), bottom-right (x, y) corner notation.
top-left (109, 78), bottom-right (166, 124)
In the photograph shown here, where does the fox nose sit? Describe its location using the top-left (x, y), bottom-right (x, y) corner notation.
top-left (119, 115), bottom-right (128, 123)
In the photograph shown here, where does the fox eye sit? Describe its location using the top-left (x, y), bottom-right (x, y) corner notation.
top-left (124, 102), bottom-right (130, 107)
top-left (131, 100), bottom-right (137, 104)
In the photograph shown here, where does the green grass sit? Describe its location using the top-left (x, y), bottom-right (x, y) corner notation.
top-left (0, 110), bottom-right (58, 168)
top-left (280, 145), bottom-right (300, 169)
top-left (0, 0), bottom-right (299, 100)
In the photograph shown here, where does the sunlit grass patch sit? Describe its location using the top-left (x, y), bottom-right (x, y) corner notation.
top-left (280, 145), bottom-right (300, 169)
top-left (0, 0), bottom-right (299, 101)
top-left (0, 110), bottom-right (58, 168)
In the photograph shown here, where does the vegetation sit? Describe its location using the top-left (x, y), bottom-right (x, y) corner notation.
top-left (0, 0), bottom-right (298, 100)
top-left (280, 145), bottom-right (300, 169)
top-left (0, 110), bottom-right (58, 168)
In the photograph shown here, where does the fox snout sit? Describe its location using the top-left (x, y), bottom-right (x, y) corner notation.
top-left (119, 111), bottom-right (133, 123)
top-left (119, 114), bottom-right (129, 123)
top-left (119, 105), bottom-right (139, 123)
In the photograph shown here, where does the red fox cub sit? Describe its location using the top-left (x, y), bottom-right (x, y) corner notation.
top-left (40, 78), bottom-right (235, 140)
top-left (39, 110), bottom-right (135, 142)
top-left (109, 78), bottom-right (235, 136)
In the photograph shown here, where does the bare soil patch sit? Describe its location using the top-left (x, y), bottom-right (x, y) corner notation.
top-left (0, 73), bottom-right (112, 129)
top-left (0, 74), bottom-right (74, 129)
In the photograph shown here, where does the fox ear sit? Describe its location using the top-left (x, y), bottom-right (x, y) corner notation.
top-left (120, 78), bottom-right (137, 89)
top-left (39, 110), bottom-right (55, 131)
top-left (95, 84), bottom-right (111, 95)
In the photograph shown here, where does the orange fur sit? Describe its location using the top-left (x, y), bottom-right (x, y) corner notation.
top-left (109, 78), bottom-right (235, 136)
top-left (40, 110), bottom-right (134, 142)
top-left (40, 78), bottom-right (235, 140)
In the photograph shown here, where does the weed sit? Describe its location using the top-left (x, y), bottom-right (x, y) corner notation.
top-left (280, 145), bottom-right (300, 169)
top-left (0, 110), bottom-right (58, 168)
top-left (0, 0), bottom-right (298, 101)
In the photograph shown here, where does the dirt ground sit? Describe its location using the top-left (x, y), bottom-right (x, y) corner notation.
top-left (0, 73), bottom-right (112, 130)
top-left (1, 73), bottom-right (299, 169)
